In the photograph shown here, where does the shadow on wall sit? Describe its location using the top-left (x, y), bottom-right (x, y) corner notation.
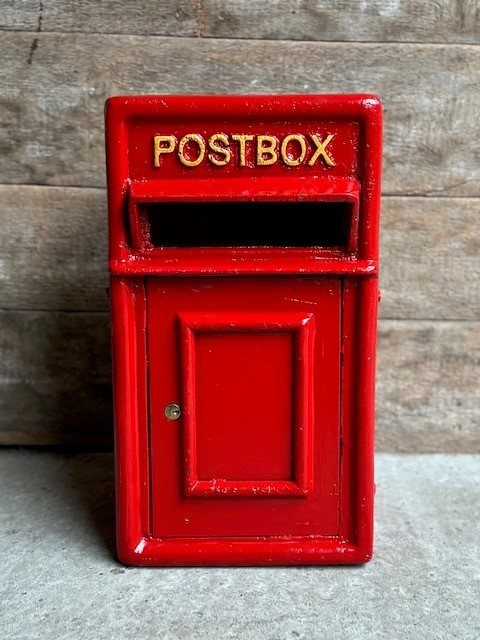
top-left (0, 308), bottom-right (113, 447)
top-left (0, 186), bottom-right (112, 448)
top-left (43, 310), bottom-right (114, 447)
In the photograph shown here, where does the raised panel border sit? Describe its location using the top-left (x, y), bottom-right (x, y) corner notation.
top-left (178, 310), bottom-right (315, 498)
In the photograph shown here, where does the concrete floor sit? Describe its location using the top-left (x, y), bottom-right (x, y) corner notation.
top-left (0, 451), bottom-right (479, 640)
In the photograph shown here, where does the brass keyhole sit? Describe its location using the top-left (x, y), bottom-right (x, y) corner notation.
top-left (164, 403), bottom-right (181, 420)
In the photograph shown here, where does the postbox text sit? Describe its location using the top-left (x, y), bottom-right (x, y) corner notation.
top-left (153, 133), bottom-right (335, 168)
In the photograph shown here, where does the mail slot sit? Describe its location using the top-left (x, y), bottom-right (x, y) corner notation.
top-left (105, 94), bottom-right (382, 566)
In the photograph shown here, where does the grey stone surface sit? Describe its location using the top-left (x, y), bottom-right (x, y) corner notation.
top-left (0, 451), bottom-right (479, 640)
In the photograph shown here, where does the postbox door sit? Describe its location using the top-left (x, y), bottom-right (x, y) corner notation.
top-left (147, 276), bottom-right (341, 538)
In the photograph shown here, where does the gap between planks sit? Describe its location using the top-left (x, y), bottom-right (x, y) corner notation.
top-left (1, 182), bottom-right (480, 200)
top-left (0, 309), bottom-right (477, 323)
top-left (2, 28), bottom-right (480, 48)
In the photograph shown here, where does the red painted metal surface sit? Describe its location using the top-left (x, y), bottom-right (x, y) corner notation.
top-left (105, 94), bottom-right (382, 566)
top-left (148, 277), bottom-right (340, 537)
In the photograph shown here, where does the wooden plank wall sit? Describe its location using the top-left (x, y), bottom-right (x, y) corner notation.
top-left (0, 1), bottom-right (478, 451)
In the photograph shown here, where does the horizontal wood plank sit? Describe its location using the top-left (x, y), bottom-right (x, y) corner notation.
top-left (0, 1), bottom-right (198, 37)
top-left (376, 320), bottom-right (479, 453)
top-left (0, 33), bottom-right (479, 196)
top-left (0, 185), bottom-right (108, 312)
top-left (204, 0), bottom-right (480, 45)
top-left (0, 312), bottom-right (477, 451)
top-left (0, 310), bottom-right (112, 446)
top-left (0, 185), bottom-right (478, 320)
top-left (1, 1), bottom-right (478, 44)
top-left (380, 196), bottom-right (480, 320)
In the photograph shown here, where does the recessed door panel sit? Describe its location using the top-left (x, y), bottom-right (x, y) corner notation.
top-left (148, 277), bottom-right (341, 538)
top-left (194, 330), bottom-right (294, 482)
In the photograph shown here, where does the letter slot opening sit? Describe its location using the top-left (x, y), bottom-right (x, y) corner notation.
top-left (138, 201), bottom-right (356, 250)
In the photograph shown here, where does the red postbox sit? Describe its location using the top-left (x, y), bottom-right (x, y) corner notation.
top-left (105, 95), bottom-right (382, 566)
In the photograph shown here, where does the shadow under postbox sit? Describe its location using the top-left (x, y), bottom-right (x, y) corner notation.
top-left (105, 95), bottom-right (382, 566)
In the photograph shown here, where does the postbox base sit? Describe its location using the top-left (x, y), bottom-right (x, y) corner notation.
top-left (117, 536), bottom-right (372, 567)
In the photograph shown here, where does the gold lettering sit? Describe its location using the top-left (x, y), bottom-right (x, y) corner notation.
top-left (154, 132), bottom-right (337, 169)
top-left (308, 134), bottom-right (335, 167)
top-left (257, 135), bottom-right (278, 166)
top-left (208, 133), bottom-right (231, 166)
top-left (153, 135), bottom-right (175, 167)
top-left (232, 134), bottom-right (254, 166)
top-left (280, 134), bottom-right (307, 167)
top-left (178, 133), bottom-right (206, 167)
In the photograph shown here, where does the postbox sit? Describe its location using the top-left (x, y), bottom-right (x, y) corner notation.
top-left (105, 94), bottom-right (382, 566)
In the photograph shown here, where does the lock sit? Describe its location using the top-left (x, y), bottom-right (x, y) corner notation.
top-left (164, 403), bottom-right (181, 420)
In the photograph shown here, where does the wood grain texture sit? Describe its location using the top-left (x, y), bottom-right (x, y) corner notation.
top-left (0, 310), bottom-right (112, 446)
top-left (0, 185), bottom-right (477, 319)
top-left (204, 0), bottom-right (480, 45)
top-left (0, 1), bottom-right (198, 36)
top-left (0, 33), bottom-right (479, 196)
top-left (0, 9), bottom-right (477, 454)
top-left (1, 1), bottom-right (478, 44)
top-left (0, 313), bottom-right (477, 451)
top-left (376, 320), bottom-right (479, 453)
top-left (380, 196), bottom-right (480, 320)
top-left (0, 185), bottom-right (108, 312)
